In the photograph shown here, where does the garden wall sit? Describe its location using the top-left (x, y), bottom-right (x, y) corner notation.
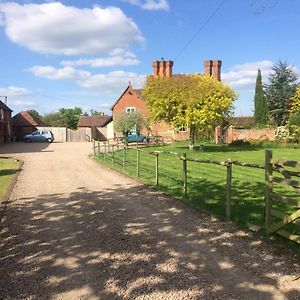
top-left (215, 126), bottom-right (276, 144)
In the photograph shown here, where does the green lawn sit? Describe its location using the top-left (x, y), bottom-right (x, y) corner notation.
top-left (95, 141), bottom-right (300, 247)
top-left (0, 158), bottom-right (20, 202)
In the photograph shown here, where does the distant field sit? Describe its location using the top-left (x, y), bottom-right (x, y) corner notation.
top-left (0, 158), bottom-right (20, 201)
top-left (95, 141), bottom-right (300, 246)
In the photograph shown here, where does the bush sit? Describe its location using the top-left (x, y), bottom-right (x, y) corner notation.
top-left (287, 111), bottom-right (300, 143)
top-left (274, 126), bottom-right (289, 142)
top-left (229, 139), bottom-right (251, 147)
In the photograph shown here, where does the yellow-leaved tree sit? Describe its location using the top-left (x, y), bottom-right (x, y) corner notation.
top-left (142, 74), bottom-right (237, 150)
top-left (290, 86), bottom-right (300, 113)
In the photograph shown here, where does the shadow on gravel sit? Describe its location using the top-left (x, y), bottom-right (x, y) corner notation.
top-left (0, 142), bottom-right (52, 155)
top-left (0, 186), bottom-right (299, 299)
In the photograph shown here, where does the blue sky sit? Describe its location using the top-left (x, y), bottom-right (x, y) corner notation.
top-left (0, 0), bottom-right (299, 116)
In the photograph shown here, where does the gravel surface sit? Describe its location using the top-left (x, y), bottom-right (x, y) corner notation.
top-left (0, 142), bottom-right (299, 300)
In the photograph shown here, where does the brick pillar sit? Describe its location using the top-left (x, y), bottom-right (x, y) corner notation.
top-left (212, 60), bottom-right (222, 81)
top-left (152, 60), bottom-right (159, 78)
top-left (227, 126), bottom-right (234, 143)
top-left (204, 60), bottom-right (213, 76)
top-left (165, 60), bottom-right (173, 77)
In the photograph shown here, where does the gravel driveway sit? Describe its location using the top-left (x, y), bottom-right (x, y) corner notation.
top-left (0, 142), bottom-right (299, 299)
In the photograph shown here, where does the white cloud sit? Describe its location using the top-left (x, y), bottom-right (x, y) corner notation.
top-left (222, 60), bottom-right (274, 90)
top-left (0, 2), bottom-right (145, 55)
top-left (0, 86), bottom-right (32, 97)
top-left (29, 66), bottom-right (91, 80)
top-left (28, 65), bottom-right (145, 94)
top-left (61, 54), bottom-right (140, 68)
top-left (121, 0), bottom-right (169, 11)
top-left (12, 100), bottom-right (35, 107)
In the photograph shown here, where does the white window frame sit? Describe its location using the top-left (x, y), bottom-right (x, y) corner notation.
top-left (126, 107), bottom-right (136, 113)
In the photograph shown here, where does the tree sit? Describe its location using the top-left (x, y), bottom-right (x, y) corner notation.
top-left (142, 74), bottom-right (237, 150)
top-left (265, 61), bottom-right (298, 126)
top-left (289, 86), bottom-right (300, 113)
top-left (90, 109), bottom-right (105, 116)
top-left (43, 107), bottom-right (83, 129)
top-left (114, 111), bottom-right (144, 144)
top-left (253, 69), bottom-right (267, 125)
top-left (28, 110), bottom-right (43, 121)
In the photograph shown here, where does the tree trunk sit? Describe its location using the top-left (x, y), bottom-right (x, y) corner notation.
top-left (189, 125), bottom-right (195, 151)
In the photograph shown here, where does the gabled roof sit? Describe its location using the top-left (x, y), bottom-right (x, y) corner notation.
top-left (77, 115), bottom-right (112, 127)
top-left (111, 84), bottom-right (144, 110)
top-left (0, 100), bottom-right (12, 112)
top-left (12, 111), bottom-right (47, 127)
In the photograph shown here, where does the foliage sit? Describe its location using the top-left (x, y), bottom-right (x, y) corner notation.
top-left (43, 107), bottom-right (83, 129)
top-left (229, 139), bottom-right (251, 147)
top-left (114, 111), bottom-right (145, 143)
top-left (265, 61), bottom-right (298, 126)
top-left (287, 110), bottom-right (300, 142)
top-left (142, 74), bottom-right (237, 150)
top-left (253, 69), bottom-right (267, 125)
top-left (289, 87), bottom-right (300, 114)
top-left (28, 109), bottom-right (43, 121)
top-left (89, 109), bottom-right (105, 116)
top-left (274, 126), bottom-right (289, 142)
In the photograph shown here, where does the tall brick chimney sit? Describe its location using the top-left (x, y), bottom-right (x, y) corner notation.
top-left (152, 59), bottom-right (173, 78)
top-left (204, 60), bottom-right (213, 76)
top-left (166, 60), bottom-right (173, 77)
top-left (212, 60), bottom-right (222, 81)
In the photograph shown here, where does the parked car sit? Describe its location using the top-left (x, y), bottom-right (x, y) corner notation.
top-left (24, 130), bottom-right (54, 143)
top-left (121, 132), bottom-right (148, 143)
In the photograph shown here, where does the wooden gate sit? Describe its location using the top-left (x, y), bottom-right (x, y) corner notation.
top-left (265, 150), bottom-right (300, 244)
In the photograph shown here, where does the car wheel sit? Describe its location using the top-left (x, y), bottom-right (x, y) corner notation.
top-left (25, 138), bottom-right (31, 143)
top-left (46, 138), bottom-right (53, 143)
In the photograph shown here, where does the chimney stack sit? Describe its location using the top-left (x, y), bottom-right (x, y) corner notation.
top-left (152, 59), bottom-right (173, 78)
top-left (212, 60), bottom-right (222, 81)
top-left (204, 60), bottom-right (213, 76)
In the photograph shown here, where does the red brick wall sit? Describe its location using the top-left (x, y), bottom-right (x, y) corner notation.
top-left (0, 110), bottom-right (12, 143)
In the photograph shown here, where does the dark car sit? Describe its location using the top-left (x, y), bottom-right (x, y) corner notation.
top-left (24, 130), bottom-right (54, 143)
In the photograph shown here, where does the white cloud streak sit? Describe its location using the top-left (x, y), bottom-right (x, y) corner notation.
top-left (222, 60), bottom-right (274, 90)
top-left (0, 86), bottom-right (32, 97)
top-left (0, 2), bottom-right (145, 55)
top-left (28, 65), bottom-right (145, 94)
top-left (121, 0), bottom-right (169, 11)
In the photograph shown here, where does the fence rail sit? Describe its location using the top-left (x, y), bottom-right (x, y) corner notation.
top-left (93, 141), bottom-right (300, 245)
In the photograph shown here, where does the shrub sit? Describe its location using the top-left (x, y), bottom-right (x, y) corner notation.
top-left (229, 139), bottom-right (251, 147)
top-left (274, 126), bottom-right (289, 142)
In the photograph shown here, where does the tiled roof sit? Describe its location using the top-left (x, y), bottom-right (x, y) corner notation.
top-left (230, 116), bottom-right (254, 126)
top-left (0, 100), bottom-right (12, 112)
top-left (77, 115), bottom-right (112, 127)
top-left (12, 111), bottom-right (47, 127)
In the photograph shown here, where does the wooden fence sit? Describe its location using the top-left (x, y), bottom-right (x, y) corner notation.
top-left (265, 150), bottom-right (300, 244)
top-left (93, 141), bottom-right (300, 244)
top-left (38, 127), bottom-right (92, 142)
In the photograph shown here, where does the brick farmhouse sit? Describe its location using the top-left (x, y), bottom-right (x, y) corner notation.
top-left (111, 59), bottom-right (222, 141)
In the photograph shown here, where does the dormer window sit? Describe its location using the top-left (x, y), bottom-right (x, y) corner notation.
top-left (126, 107), bottom-right (136, 113)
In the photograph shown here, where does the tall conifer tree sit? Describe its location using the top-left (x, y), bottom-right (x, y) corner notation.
top-left (254, 69), bottom-right (267, 124)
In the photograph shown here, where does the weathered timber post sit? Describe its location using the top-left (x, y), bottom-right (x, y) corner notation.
top-left (136, 148), bottom-right (140, 177)
top-left (226, 159), bottom-right (232, 221)
top-left (123, 146), bottom-right (126, 172)
top-left (93, 140), bottom-right (96, 156)
top-left (182, 153), bottom-right (187, 197)
top-left (97, 141), bottom-right (100, 156)
top-left (155, 152), bottom-right (159, 186)
top-left (112, 145), bottom-right (115, 165)
top-left (104, 142), bottom-right (107, 160)
top-left (265, 149), bottom-right (273, 233)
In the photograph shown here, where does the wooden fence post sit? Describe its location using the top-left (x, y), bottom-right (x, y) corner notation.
top-left (123, 146), bottom-right (126, 172)
top-left (112, 145), bottom-right (114, 165)
top-left (226, 159), bottom-right (232, 221)
top-left (97, 141), bottom-right (100, 156)
top-left (93, 140), bottom-right (96, 156)
top-left (265, 149), bottom-right (273, 233)
top-left (155, 152), bottom-right (159, 186)
top-left (104, 142), bottom-right (107, 160)
top-left (182, 153), bottom-right (187, 197)
top-left (136, 148), bottom-right (140, 177)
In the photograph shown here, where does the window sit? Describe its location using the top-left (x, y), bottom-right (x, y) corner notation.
top-left (126, 107), bottom-right (136, 113)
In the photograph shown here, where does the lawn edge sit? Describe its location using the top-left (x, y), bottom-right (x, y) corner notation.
top-left (0, 159), bottom-right (24, 222)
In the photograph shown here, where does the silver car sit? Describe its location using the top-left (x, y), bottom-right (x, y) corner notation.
top-left (24, 130), bottom-right (54, 143)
